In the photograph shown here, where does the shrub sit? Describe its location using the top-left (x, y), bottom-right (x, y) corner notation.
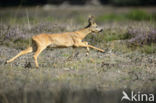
top-left (127, 29), bottom-right (156, 46)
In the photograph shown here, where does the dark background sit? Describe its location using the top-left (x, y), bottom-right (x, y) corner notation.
top-left (0, 0), bottom-right (156, 7)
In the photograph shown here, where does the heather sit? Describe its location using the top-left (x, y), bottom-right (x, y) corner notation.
top-left (0, 6), bottom-right (156, 103)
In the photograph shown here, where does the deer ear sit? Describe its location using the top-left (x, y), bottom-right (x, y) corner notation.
top-left (88, 15), bottom-right (95, 24)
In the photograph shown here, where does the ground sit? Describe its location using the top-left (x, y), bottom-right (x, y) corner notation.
top-left (0, 5), bottom-right (156, 103)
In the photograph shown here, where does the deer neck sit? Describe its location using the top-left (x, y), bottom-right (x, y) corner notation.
top-left (75, 27), bottom-right (91, 40)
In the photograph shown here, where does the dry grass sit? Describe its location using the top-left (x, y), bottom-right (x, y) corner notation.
top-left (0, 6), bottom-right (156, 103)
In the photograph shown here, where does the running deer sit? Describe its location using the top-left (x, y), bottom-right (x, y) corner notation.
top-left (7, 16), bottom-right (104, 68)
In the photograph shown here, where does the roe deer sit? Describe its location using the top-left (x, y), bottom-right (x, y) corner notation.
top-left (7, 16), bottom-right (104, 68)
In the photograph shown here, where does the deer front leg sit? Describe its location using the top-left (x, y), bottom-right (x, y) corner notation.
top-left (83, 41), bottom-right (90, 56)
top-left (33, 46), bottom-right (46, 68)
top-left (87, 45), bottom-right (104, 52)
top-left (83, 41), bottom-right (90, 52)
top-left (74, 41), bottom-right (104, 52)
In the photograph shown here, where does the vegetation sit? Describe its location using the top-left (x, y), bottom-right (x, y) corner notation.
top-left (0, 6), bottom-right (156, 103)
top-left (97, 9), bottom-right (156, 22)
top-left (110, 0), bottom-right (156, 6)
top-left (0, 0), bottom-right (156, 6)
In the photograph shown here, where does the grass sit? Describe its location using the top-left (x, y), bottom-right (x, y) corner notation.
top-left (102, 32), bottom-right (131, 42)
top-left (1, 20), bottom-right (155, 54)
top-left (97, 13), bottom-right (126, 22)
top-left (0, 6), bottom-right (156, 103)
top-left (0, 39), bottom-right (30, 49)
top-left (140, 43), bottom-right (156, 54)
top-left (126, 9), bottom-right (155, 21)
top-left (97, 9), bottom-right (156, 22)
top-left (86, 30), bottom-right (128, 43)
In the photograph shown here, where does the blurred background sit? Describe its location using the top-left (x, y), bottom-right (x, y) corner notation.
top-left (0, 0), bottom-right (156, 103)
top-left (0, 0), bottom-right (156, 6)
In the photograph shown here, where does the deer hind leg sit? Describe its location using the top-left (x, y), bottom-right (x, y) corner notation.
top-left (7, 47), bottom-right (33, 63)
top-left (33, 46), bottom-right (46, 68)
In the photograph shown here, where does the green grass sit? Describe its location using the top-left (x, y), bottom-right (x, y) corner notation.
top-left (0, 7), bottom-right (156, 103)
top-left (1, 8), bottom-right (155, 54)
top-left (103, 32), bottom-right (131, 41)
top-left (2, 16), bottom-right (54, 25)
top-left (97, 13), bottom-right (126, 22)
top-left (126, 9), bottom-right (155, 21)
top-left (140, 43), bottom-right (156, 54)
top-left (97, 9), bottom-right (156, 22)
top-left (86, 31), bottom-right (131, 45)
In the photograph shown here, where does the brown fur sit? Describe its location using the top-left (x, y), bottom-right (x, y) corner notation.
top-left (7, 16), bottom-right (104, 68)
